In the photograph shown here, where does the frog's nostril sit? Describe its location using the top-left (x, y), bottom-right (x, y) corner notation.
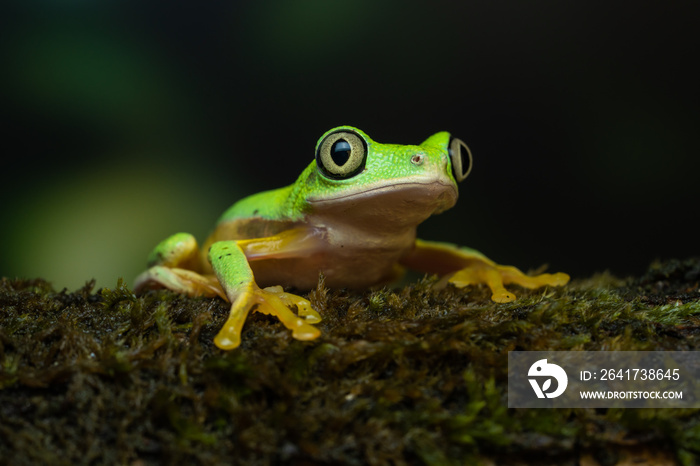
top-left (411, 154), bottom-right (425, 165)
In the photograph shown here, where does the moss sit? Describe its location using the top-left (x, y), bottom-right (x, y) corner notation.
top-left (1, 259), bottom-right (700, 464)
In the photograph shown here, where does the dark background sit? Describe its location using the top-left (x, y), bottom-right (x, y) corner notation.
top-left (2, 1), bottom-right (698, 291)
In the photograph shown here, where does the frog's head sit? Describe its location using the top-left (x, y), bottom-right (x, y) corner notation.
top-left (299, 125), bottom-right (472, 228)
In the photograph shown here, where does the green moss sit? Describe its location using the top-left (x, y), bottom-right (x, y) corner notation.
top-left (1, 258), bottom-right (700, 464)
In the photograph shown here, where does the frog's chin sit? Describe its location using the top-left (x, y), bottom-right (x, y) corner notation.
top-left (307, 180), bottom-right (458, 225)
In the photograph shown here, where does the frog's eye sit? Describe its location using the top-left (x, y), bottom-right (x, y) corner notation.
top-left (448, 137), bottom-right (473, 182)
top-left (316, 130), bottom-right (367, 179)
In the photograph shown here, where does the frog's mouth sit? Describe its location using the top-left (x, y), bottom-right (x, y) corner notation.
top-left (307, 179), bottom-right (458, 218)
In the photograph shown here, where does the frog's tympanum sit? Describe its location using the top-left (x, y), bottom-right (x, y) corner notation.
top-left (135, 126), bottom-right (569, 349)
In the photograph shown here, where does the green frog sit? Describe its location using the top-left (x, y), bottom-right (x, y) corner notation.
top-left (134, 126), bottom-right (569, 349)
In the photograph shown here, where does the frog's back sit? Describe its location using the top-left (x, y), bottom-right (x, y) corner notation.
top-left (217, 185), bottom-right (293, 223)
top-left (204, 185), bottom-right (301, 244)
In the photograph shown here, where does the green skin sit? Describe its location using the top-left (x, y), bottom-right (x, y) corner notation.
top-left (134, 126), bottom-right (569, 350)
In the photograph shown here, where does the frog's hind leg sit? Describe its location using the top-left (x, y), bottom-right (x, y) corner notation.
top-left (134, 265), bottom-right (226, 299)
top-left (488, 264), bottom-right (570, 290)
top-left (134, 232), bottom-right (226, 299)
top-left (448, 263), bottom-right (568, 303)
top-left (401, 239), bottom-right (569, 303)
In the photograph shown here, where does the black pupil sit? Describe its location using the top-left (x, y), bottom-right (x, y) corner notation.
top-left (331, 139), bottom-right (351, 166)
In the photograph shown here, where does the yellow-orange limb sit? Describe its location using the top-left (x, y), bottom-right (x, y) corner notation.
top-left (134, 266), bottom-right (226, 300)
top-left (236, 227), bottom-right (323, 261)
top-left (400, 239), bottom-right (569, 303)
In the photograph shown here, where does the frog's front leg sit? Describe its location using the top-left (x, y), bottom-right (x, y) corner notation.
top-left (209, 240), bottom-right (321, 350)
top-left (400, 239), bottom-right (569, 303)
